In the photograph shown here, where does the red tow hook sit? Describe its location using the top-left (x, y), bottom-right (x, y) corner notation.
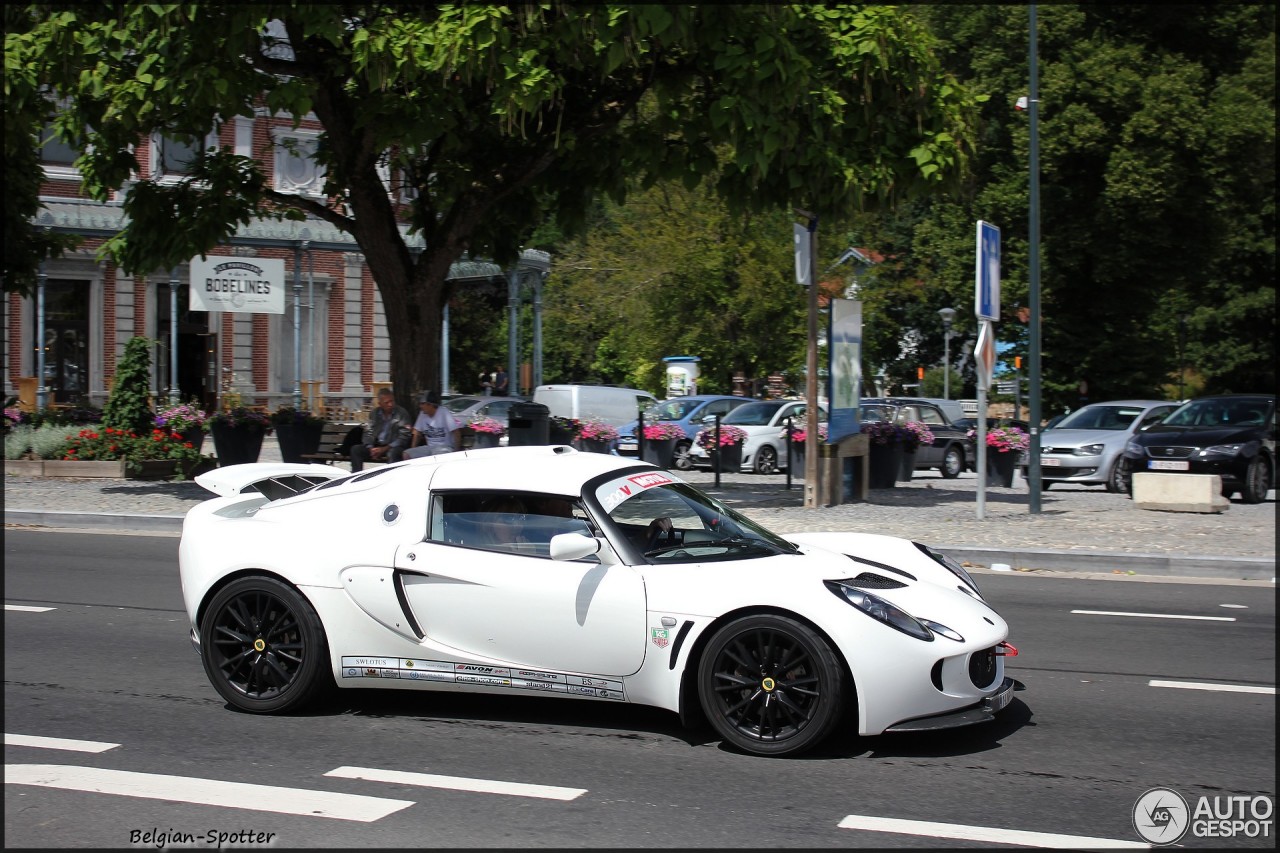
top-left (996, 641), bottom-right (1019, 657)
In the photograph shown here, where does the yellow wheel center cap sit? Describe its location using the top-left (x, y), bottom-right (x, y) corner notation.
top-left (253, 638), bottom-right (266, 652)
top-left (761, 677), bottom-right (776, 692)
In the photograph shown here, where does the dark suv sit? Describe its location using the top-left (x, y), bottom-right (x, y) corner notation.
top-left (1120, 394), bottom-right (1275, 503)
top-left (860, 397), bottom-right (974, 478)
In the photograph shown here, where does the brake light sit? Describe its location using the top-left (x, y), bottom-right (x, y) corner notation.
top-left (996, 641), bottom-right (1019, 657)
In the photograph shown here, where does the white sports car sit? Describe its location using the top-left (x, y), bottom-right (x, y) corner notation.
top-left (180, 447), bottom-right (1017, 757)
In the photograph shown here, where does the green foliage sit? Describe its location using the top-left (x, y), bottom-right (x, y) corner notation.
top-left (101, 336), bottom-right (155, 434)
top-left (269, 406), bottom-right (324, 427)
top-left (5, 423), bottom-right (85, 459)
top-left (56, 425), bottom-right (203, 472)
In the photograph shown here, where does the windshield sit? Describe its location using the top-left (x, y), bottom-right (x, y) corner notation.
top-left (1055, 405), bottom-right (1145, 430)
top-left (444, 397), bottom-right (482, 413)
top-left (1162, 398), bottom-right (1272, 428)
top-left (860, 404), bottom-right (896, 423)
top-left (723, 401), bottom-right (787, 426)
top-left (646, 399), bottom-right (702, 421)
top-left (594, 473), bottom-right (797, 563)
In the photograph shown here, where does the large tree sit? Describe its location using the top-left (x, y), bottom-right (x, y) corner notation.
top-left (6, 4), bottom-right (980, 408)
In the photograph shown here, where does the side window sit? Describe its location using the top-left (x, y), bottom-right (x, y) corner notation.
top-left (917, 406), bottom-right (945, 426)
top-left (430, 492), bottom-right (596, 559)
top-left (703, 400), bottom-right (733, 418)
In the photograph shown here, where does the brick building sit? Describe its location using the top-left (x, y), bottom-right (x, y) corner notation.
top-left (6, 108), bottom-right (549, 414)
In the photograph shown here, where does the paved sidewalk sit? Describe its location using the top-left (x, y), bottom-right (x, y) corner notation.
top-left (4, 437), bottom-right (1275, 582)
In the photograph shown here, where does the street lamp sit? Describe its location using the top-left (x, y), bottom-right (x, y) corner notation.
top-left (938, 307), bottom-right (957, 400)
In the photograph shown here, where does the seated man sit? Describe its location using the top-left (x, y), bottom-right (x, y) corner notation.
top-left (349, 388), bottom-right (412, 472)
top-left (405, 390), bottom-right (462, 459)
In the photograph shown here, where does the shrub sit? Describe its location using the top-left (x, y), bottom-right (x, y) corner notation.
top-left (785, 422), bottom-right (828, 443)
top-left (155, 400), bottom-right (210, 432)
top-left (642, 421), bottom-right (685, 441)
top-left (209, 407), bottom-right (272, 430)
top-left (902, 421), bottom-right (935, 450)
top-left (467, 416), bottom-right (505, 435)
top-left (695, 424), bottom-right (747, 449)
top-left (577, 419), bottom-right (618, 441)
top-left (5, 424), bottom-right (36, 459)
top-left (57, 426), bottom-right (203, 473)
top-left (549, 416), bottom-right (581, 437)
top-left (102, 336), bottom-right (157, 434)
top-left (977, 425), bottom-right (1030, 453)
top-left (269, 405), bottom-right (324, 427)
top-left (30, 424), bottom-right (88, 459)
top-left (861, 420), bottom-right (910, 445)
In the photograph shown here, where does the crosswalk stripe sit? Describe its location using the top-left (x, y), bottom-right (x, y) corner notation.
top-left (325, 765), bottom-right (587, 800)
top-left (1071, 609), bottom-right (1234, 622)
top-left (5, 764), bottom-right (414, 822)
top-left (5, 605), bottom-right (55, 613)
top-left (1150, 679), bottom-right (1275, 695)
top-left (6, 734), bottom-right (119, 753)
top-left (837, 815), bottom-right (1148, 848)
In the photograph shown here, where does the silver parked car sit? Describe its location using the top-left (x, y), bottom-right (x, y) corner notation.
top-left (1023, 399), bottom-right (1177, 492)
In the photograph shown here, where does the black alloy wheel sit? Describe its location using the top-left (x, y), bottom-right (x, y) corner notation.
top-left (754, 445), bottom-right (779, 475)
top-left (696, 614), bottom-right (845, 757)
top-left (672, 440), bottom-right (694, 471)
top-left (1105, 457), bottom-right (1127, 493)
top-left (940, 445), bottom-right (964, 479)
top-left (200, 576), bottom-right (332, 713)
top-left (1241, 456), bottom-right (1271, 504)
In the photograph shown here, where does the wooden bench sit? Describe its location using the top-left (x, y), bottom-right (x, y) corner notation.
top-left (301, 422), bottom-right (364, 465)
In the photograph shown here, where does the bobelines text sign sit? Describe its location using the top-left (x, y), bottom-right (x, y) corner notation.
top-left (189, 256), bottom-right (286, 314)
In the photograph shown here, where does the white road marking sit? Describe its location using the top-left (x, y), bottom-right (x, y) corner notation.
top-left (836, 815), bottom-right (1148, 849)
top-left (5, 605), bottom-right (54, 613)
top-left (325, 765), bottom-right (587, 801)
top-left (1219, 604), bottom-right (1248, 608)
top-left (5, 764), bottom-right (414, 822)
top-left (1071, 609), bottom-right (1235, 622)
top-left (5, 734), bottom-right (119, 753)
top-left (1150, 680), bottom-right (1275, 695)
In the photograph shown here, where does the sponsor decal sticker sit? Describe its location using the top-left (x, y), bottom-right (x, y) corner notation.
top-left (339, 656), bottom-right (624, 700)
top-left (651, 628), bottom-right (670, 648)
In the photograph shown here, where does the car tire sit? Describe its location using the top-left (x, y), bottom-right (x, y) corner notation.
top-left (1040, 480), bottom-right (1053, 491)
top-left (200, 575), bottom-right (332, 714)
top-left (672, 440), bottom-right (694, 471)
top-left (1105, 458), bottom-right (1127, 493)
top-left (754, 445), bottom-right (779, 475)
top-left (1241, 456), bottom-right (1271, 504)
top-left (940, 445), bottom-right (964, 479)
top-left (696, 614), bottom-right (845, 757)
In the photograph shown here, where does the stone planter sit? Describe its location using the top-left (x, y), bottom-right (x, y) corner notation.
top-left (898, 447), bottom-right (918, 482)
top-left (274, 421), bottom-right (325, 464)
top-left (641, 437), bottom-right (679, 469)
top-left (548, 425), bottom-right (579, 446)
top-left (709, 442), bottom-right (744, 474)
top-left (472, 432), bottom-right (502, 449)
top-left (578, 437), bottom-right (612, 454)
top-left (867, 443), bottom-right (904, 489)
top-left (4, 459), bottom-right (45, 476)
top-left (210, 422), bottom-right (267, 466)
top-left (38, 459), bottom-right (177, 479)
top-left (789, 442), bottom-right (805, 477)
top-left (986, 450), bottom-right (1018, 488)
top-left (178, 427), bottom-right (206, 455)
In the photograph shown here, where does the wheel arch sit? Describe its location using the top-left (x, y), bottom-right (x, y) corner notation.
top-left (195, 567), bottom-right (309, 635)
top-left (676, 604), bottom-right (858, 732)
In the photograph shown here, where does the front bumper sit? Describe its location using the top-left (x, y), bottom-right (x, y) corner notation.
top-left (882, 677), bottom-right (1017, 732)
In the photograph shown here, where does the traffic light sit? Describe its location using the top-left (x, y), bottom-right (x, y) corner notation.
top-left (1014, 356), bottom-right (1022, 370)
top-left (917, 366), bottom-right (925, 380)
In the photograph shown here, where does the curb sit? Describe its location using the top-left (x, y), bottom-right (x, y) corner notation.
top-left (6, 509), bottom-right (1274, 581)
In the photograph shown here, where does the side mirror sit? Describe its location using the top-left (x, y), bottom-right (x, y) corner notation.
top-left (549, 532), bottom-right (601, 561)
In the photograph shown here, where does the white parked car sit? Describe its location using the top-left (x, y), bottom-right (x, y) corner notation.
top-left (1024, 399), bottom-right (1177, 491)
top-left (686, 399), bottom-right (825, 474)
top-left (181, 448), bottom-right (1016, 757)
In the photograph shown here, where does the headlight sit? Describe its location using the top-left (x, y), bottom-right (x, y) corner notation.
top-left (1125, 440), bottom-right (1144, 456)
top-left (1202, 441), bottom-right (1257, 457)
top-left (1072, 444), bottom-right (1104, 456)
top-left (825, 581), bottom-right (933, 641)
top-left (915, 542), bottom-right (982, 597)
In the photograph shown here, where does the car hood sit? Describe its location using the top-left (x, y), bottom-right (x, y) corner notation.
top-left (1041, 428), bottom-right (1128, 448)
top-left (1133, 424), bottom-right (1262, 447)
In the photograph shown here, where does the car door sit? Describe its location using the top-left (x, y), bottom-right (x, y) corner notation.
top-left (911, 404), bottom-right (950, 466)
top-left (393, 490), bottom-right (648, 677)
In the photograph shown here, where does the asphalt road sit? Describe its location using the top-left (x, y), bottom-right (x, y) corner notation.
top-left (5, 530), bottom-right (1275, 849)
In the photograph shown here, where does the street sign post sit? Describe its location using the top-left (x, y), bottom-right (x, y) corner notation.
top-left (975, 221), bottom-right (1000, 321)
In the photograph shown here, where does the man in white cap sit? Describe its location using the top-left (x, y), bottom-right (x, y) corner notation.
top-left (405, 390), bottom-right (462, 458)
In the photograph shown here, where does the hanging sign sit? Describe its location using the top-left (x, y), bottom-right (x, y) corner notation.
top-left (189, 256), bottom-right (285, 314)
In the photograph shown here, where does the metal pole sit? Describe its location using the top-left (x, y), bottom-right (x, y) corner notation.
top-left (168, 270), bottom-right (179, 403)
top-left (292, 242), bottom-right (303, 409)
top-left (796, 209), bottom-right (820, 509)
top-left (943, 328), bottom-right (951, 400)
top-left (305, 240), bottom-right (314, 407)
top-left (36, 265), bottom-right (47, 410)
top-left (713, 414), bottom-right (722, 488)
top-left (441, 301), bottom-right (450, 395)
top-left (532, 271), bottom-right (544, 390)
top-left (784, 416), bottom-right (793, 490)
top-left (507, 266), bottom-right (520, 395)
top-left (1027, 3), bottom-right (1043, 512)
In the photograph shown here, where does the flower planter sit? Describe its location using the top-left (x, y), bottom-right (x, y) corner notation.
top-left (788, 442), bottom-right (805, 477)
top-left (986, 450), bottom-right (1018, 488)
top-left (178, 427), bottom-right (206, 455)
top-left (641, 437), bottom-right (679, 469)
top-left (579, 437), bottom-right (611, 454)
top-left (4, 459), bottom-right (45, 476)
top-left (38, 459), bottom-right (177, 480)
top-left (548, 426), bottom-right (579, 446)
top-left (710, 442), bottom-right (744, 473)
top-left (867, 443), bottom-right (904, 489)
top-left (177, 457), bottom-right (219, 480)
top-left (274, 422), bottom-right (325, 464)
top-left (898, 447), bottom-right (918, 482)
top-left (210, 422), bottom-right (267, 467)
top-left (472, 432), bottom-right (502, 449)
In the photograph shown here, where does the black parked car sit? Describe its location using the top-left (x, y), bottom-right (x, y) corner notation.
top-left (860, 397), bottom-right (974, 478)
top-left (1120, 394), bottom-right (1275, 503)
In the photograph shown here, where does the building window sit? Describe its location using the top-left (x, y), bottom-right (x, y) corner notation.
top-left (272, 128), bottom-right (325, 196)
top-left (151, 131), bottom-right (219, 182)
top-left (36, 280), bottom-right (91, 404)
top-left (40, 122), bottom-right (84, 181)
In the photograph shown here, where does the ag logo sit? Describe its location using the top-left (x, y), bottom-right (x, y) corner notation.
top-left (1133, 787), bottom-right (1189, 844)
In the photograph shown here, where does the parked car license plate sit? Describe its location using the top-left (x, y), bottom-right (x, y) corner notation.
top-left (1148, 460), bottom-right (1189, 471)
top-left (617, 442), bottom-right (637, 453)
top-left (1041, 457), bottom-right (1061, 466)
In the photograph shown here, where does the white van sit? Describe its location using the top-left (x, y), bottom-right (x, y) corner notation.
top-left (533, 384), bottom-right (658, 427)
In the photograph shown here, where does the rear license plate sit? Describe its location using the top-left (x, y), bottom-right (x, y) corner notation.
top-left (617, 442), bottom-right (637, 453)
top-left (1148, 460), bottom-right (1189, 471)
top-left (1041, 457), bottom-right (1061, 467)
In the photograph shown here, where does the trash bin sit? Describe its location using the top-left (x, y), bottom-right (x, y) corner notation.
top-left (507, 402), bottom-right (550, 446)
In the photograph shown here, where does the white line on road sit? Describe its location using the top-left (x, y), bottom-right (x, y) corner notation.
top-left (5, 764), bottom-right (414, 822)
top-left (1150, 680), bottom-right (1275, 695)
top-left (1071, 609), bottom-right (1235, 622)
top-left (325, 765), bottom-right (587, 801)
top-left (5, 734), bottom-right (119, 753)
top-left (5, 605), bottom-right (55, 612)
top-left (836, 814), bottom-right (1148, 849)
